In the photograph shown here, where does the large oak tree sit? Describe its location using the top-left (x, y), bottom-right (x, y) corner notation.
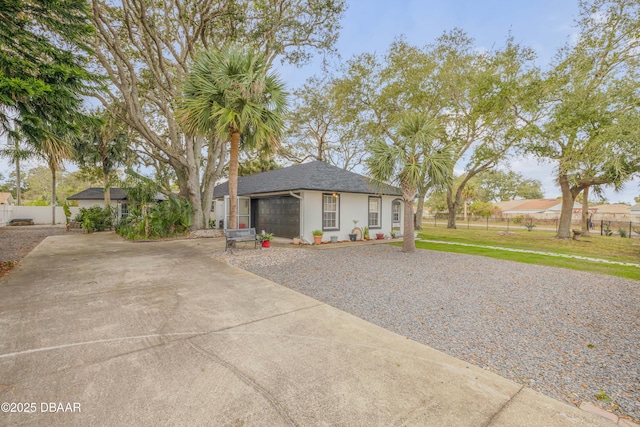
top-left (89, 0), bottom-right (345, 229)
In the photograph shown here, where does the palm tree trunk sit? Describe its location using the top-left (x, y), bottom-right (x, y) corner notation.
top-left (16, 154), bottom-right (21, 206)
top-left (401, 183), bottom-right (416, 253)
top-left (581, 186), bottom-right (590, 236)
top-left (414, 190), bottom-right (425, 230)
top-left (228, 131), bottom-right (240, 229)
top-left (50, 165), bottom-right (57, 225)
top-left (104, 172), bottom-right (111, 207)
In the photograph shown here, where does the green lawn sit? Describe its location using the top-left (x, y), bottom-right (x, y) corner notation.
top-left (414, 225), bottom-right (640, 280)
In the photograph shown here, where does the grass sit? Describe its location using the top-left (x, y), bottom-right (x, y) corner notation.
top-left (413, 224), bottom-right (640, 280)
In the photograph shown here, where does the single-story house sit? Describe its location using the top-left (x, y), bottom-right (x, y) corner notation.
top-left (590, 203), bottom-right (632, 220)
top-left (631, 203), bottom-right (640, 218)
top-left (0, 192), bottom-right (15, 206)
top-left (67, 188), bottom-right (166, 220)
top-left (212, 161), bottom-right (404, 242)
top-left (495, 199), bottom-right (582, 219)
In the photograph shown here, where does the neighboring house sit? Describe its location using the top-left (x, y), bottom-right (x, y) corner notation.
top-left (590, 204), bottom-right (632, 220)
top-left (0, 192), bottom-right (15, 206)
top-left (631, 203), bottom-right (640, 219)
top-left (67, 188), bottom-right (166, 220)
top-left (212, 161), bottom-right (404, 241)
top-left (495, 199), bottom-right (581, 219)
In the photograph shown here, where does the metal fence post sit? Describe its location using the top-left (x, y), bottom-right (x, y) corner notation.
top-left (600, 220), bottom-right (603, 236)
top-left (486, 216), bottom-right (489, 230)
top-left (630, 221), bottom-right (633, 239)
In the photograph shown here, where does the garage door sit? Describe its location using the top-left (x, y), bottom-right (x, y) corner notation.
top-left (253, 196), bottom-right (300, 238)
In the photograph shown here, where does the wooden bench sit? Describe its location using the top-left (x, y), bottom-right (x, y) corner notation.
top-left (224, 228), bottom-right (258, 252)
top-left (9, 218), bottom-right (34, 226)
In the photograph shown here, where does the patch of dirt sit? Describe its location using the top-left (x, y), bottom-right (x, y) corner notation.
top-left (0, 261), bottom-right (18, 280)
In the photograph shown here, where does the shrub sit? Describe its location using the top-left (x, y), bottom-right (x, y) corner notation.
top-left (618, 227), bottom-right (627, 238)
top-left (75, 206), bottom-right (114, 233)
top-left (116, 196), bottom-right (193, 240)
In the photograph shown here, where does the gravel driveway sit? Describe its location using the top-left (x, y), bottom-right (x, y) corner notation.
top-left (221, 244), bottom-right (640, 422)
top-left (0, 225), bottom-right (69, 262)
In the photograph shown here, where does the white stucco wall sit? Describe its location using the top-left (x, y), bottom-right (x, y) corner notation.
top-left (76, 200), bottom-right (118, 209)
top-left (300, 190), bottom-right (403, 242)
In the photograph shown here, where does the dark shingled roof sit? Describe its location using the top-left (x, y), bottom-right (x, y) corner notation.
top-left (213, 161), bottom-right (401, 198)
top-left (67, 188), bottom-right (128, 200)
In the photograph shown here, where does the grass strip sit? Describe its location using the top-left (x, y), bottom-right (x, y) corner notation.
top-left (413, 240), bottom-right (640, 281)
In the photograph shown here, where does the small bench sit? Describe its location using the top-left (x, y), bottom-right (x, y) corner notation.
top-left (224, 228), bottom-right (258, 252)
top-left (9, 218), bottom-right (34, 226)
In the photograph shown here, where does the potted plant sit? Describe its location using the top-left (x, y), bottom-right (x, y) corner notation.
top-left (349, 220), bottom-right (359, 241)
top-left (259, 232), bottom-right (273, 248)
top-left (390, 230), bottom-right (396, 239)
top-left (376, 232), bottom-right (384, 240)
top-left (312, 229), bottom-right (323, 245)
top-left (330, 235), bottom-right (338, 243)
top-left (363, 226), bottom-right (369, 240)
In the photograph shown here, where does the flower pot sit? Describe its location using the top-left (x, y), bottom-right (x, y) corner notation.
top-left (292, 238), bottom-right (300, 245)
top-left (330, 235), bottom-right (338, 243)
top-left (376, 233), bottom-right (384, 240)
top-left (348, 234), bottom-right (357, 242)
top-left (313, 235), bottom-right (322, 245)
top-left (261, 240), bottom-right (271, 248)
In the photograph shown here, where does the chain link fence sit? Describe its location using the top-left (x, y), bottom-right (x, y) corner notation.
top-left (423, 214), bottom-right (640, 238)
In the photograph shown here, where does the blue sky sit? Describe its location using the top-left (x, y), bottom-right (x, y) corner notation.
top-left (277, 0), bottom-right (639, 204)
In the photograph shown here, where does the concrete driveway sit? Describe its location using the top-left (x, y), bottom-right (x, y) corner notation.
top-left (0, 233), bottom-right (611, 426)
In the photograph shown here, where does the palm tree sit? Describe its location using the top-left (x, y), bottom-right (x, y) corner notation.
top-left (74, 110), bottom-right (132, 207)
top-left (367, 113), bottom-right (452, 253)
top-left (178, 47), bottom-right (287, 229)
top-left (33, 125), bottom-right (73, 224)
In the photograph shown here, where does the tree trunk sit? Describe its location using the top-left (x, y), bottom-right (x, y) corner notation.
top-left (556, 174), bottom-right (575, 239)
top-left (414, 190), bottom-right (425, 230)
top-left (581, 186), bottom-right (590, 236)
top-left (446, 187), bottom-right (459, 229)
top-left (228, 131), bottom-right (240, 229)
top-left (50, 166), bottom-right (56, 225)
top-left (401, 183), bottom-right (416, 253)
top-left (16, 153), bottom-right (21, 206)
top-left (104, 172), bottom-right (111, 207)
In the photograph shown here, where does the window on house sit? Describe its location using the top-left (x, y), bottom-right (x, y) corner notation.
top-left (121, 203), bottom-right (128, 218)
top-left (368, 197), bottom-right (381, 228)
top-left (322, 193), bottom-right (339, 230)
top-left (392, 200), bottom-right (401, 227)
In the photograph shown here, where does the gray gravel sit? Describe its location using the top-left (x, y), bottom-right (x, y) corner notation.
top-left (0, 225), bottom-right (70, 262)
top-left (221, 244), bottom-right (640, 422)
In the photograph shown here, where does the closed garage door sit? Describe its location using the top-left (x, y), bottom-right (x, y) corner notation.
top-left (253, 196), bottom-right (299, 238)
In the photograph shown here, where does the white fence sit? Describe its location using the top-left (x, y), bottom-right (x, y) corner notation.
top-left (1, 205), bottom-right (81, 225)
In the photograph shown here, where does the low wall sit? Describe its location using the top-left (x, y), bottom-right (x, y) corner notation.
top-left (10, 206), bottom-right (81, 225)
